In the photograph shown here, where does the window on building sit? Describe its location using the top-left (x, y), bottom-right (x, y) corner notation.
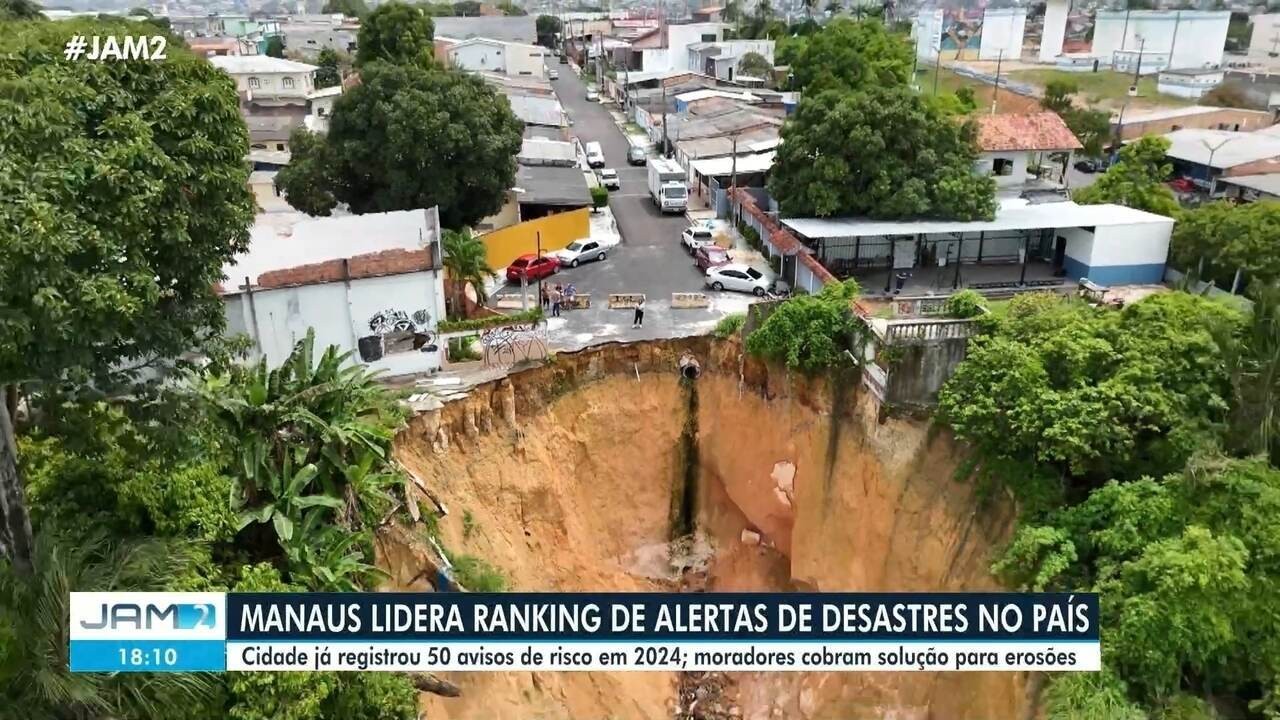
top-left (993, 158), bottom-right (1014, 176)
top-left (248, 76), bottom-right (260, 88)
top-left (701, 33), bottom-right (716, 41)
top-left (282, 77), bottom-right (295, 89)
top-left (276, 143), bottom-right (285, 151)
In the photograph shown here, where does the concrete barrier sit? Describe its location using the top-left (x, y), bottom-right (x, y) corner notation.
top-left (564, 293), bottom-right (591, 309)
top-left (671, 292), bottom-right (710, 309)
top-left (608, 293), bottom-right (645, 309)
top-left (494, 293), bottom-right (534, 309)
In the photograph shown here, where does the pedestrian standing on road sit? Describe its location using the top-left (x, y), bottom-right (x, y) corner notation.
top-left (540, 283), bottom-right (550, 310)
top-left (550, 285), bottom-right (562, 318)
top-left (632, 297), bottom-right (645, 328)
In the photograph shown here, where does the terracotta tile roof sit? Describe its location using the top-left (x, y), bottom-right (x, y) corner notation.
top-left (974, 111), bottom-right (1083, 153)
top-left (730, 188), bottom-right (837, 287)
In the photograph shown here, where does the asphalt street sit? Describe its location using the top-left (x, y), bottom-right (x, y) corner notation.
top-left (506, 64), bottom-right (752, 350)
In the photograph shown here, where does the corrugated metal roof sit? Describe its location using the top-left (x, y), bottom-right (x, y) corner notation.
top-left (514, 165), bottom-right (591, 206)
top-left (782, 201), bottom-right (1174, 240)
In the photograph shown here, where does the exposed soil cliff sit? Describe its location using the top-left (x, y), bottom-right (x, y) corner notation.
top-left (390, 338), bottom-right (1026, 720)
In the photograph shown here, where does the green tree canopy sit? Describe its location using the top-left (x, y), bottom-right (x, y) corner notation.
top-left (275, 61), bottom-right (523, 228)
top-left (1038, 79), bottom-right (1111, 157)
top-left (264, 35), bottom-right (285, 57)
top-left (788, 18), bottom-right (911, 92)
top-left (768, 86), bottom-right (996, 220)
top-left (355, 1), bottom-right (435, 67)
top-left (0, 0), bottom-right (43, 20)
top-left (0, 19), bottom-right (254, 388)
top-left (736, 50), bottom-right (773, 79)
top-left (314, 47), bottom-right (342, 88)
top-left (939, 292), bottom-right (1243, 482)
top-left (1173, 200), bottom-right (1280, 289)
top-left (744, 279), bottom-right (864, 373)
top-left (1075, 136), bottom-right (1180, 216)
top-left (535, 14), bottom-right (561, 48)
top-left (321, 0), bottom-right (369, 17)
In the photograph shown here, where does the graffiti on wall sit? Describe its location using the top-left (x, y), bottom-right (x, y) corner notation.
top-left (479, 320), bottom-right (548, 368)
top-left (357, 308), bottom-right (437, 362)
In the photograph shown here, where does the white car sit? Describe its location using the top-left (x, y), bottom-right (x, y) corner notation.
top-left (681, 225), bottom-right (715, 254)
top-left (549, 68), bottom-right (559, 80)
top-left (552, 239), bottom-right (608, 268)
top-left (586, 89), bottom-right (599, 101)
top-left (706, 263), bottom-right (769, 296)
top-left (598, 168), bottom-right (620, 190)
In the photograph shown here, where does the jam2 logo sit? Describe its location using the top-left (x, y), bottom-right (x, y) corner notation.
top-left (80, 601), bottom-right (217, 631)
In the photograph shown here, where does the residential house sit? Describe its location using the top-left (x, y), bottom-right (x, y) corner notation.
top-left (220, 208), bottom-right (447, 378)
top-left (627, 22), bottom-right (727, 73)
top-left (687, 40), bottom-right (774, 82)
top-left (447, 37), bottom-right (548, 78)
top-left (187, 37), bottom-right (255, 57)
top-left (209, 55), bottom-right (317, 114)
top-left (1218, 174), bottom-right (1280, 202)
top-left (691, 5), bottom-right (724, 22)
top-left (973, 112), bottom-right (1082, 189)
top-left (278, 15), bottom-right (359, 60)
top-left (304, 85), bottom-right (342, 134)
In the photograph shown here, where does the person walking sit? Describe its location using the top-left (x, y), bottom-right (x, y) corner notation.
top-left (550, 285), bottom-right (562, 318)
top-left (632, 296), bottom-right (645, 328)
top-left (540, 283), bottom-right (550, 311)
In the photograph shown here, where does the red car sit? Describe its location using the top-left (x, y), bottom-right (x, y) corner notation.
top-left (506, 254), bottom-right (559, 282)
top-left (694, 245), bottom-right (730, 271)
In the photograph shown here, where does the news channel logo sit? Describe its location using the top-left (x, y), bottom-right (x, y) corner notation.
top-left (70, 593), bottom-right (226, 640)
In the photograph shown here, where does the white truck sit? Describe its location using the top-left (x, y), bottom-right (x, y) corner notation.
top-left (647, 157), bottom-right (688, 214)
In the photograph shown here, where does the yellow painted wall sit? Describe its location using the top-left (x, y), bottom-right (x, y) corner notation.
top-left (479, 208), bottom-right (591, 269)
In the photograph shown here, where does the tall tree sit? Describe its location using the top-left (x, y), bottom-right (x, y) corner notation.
top-left (1075, 136), bottom-right (1180, 216)
top-left (441, 229), bottom-right (495, 317)
top-left (1172, 200), bottom-right (1280, 289)
top-left (314, 47), bottom-right (342, 88)
top-left (355, 1), bottom-right (435, 67)
top-left (0, 18), bottom-right (253, 573)
top-left (1039, 78), bottom-right (1111, 157)
top-left (736, 50), bottom-right (773, 79)
top-left (321, 0), bottom-right (369, 17)
top-left (788, 18), bottom-right (911, 92)
top-left (535, 14), bottom-right (562, 48)
top-left (276, 61), bottom-right (523, 228)
top-left (0, 0), bottom-right (43, 20)
top-left (768, 86), bottom-right (996, 220)
top-left (265, 35), bottom-right (285, 57)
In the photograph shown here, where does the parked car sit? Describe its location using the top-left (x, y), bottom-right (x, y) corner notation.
top-left (681, 225), bottom-right (715, 254)
top-left (598, 168), bottom-right (620, 190)
top-left (705, 263), bottom-right (769, 296)
top-left (559, 54), bottom-right (568, 64)
top-left (627, 144), bottom-right (647, 165)
top-left (586, 89), bottom-right (599, 101)
top-left (551, 239), bottom-right (608, 268)
top-left (506, 254), bottom-right (559, 282)
top-left (549, 68), bottom-right (559, 80)
top-left (585, 141), bottom-right (605, 168)
top-left (1073, 158), bottom-right (1101, 173)
top-left (694, 245), bottom-right (730, 271)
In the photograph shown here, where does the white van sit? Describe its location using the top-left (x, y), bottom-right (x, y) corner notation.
top-left (585, 141), bottom-right (605, 168)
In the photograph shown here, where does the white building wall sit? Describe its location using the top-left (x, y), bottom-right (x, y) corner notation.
top-left (1088, 221), bottom-right (1173, 268)
top-left (665, 23), bottom-right (726, 72)
top-left (1091, 11), bottom-right (1229, 71)
top-left (233, 70), bottom-right (314, 99)
top-left (236, 270), bottom-right (445, 378)
top-left (979, 8), bottom-right (1026, 61)
top-left (1249, 14), bottom-right (1280, 59)
top-left (975, 151), bottom-right (1029, 188)
top-left (1060, 227), bottom-right (1095, 270)
top-left (1040, 0), bottom-right (1069, 62)
top-left (915, 9), bottom-right (944, 61)
top-left (1157, 71), bottom-right (1223, 99)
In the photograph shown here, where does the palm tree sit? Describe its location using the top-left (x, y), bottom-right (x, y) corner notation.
top-left (441, 229), bottom-right (495, 319)
top-left (0, 530), bottom-right (219, 718)
top-left (1231, 286), bottom-right (1280, 464)
top-left (724, 0), bottom-right (741, 23)
top-left (0, 400), bottom-right (32, 577)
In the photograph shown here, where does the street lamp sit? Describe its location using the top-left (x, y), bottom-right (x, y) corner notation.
top-left (1201, 136), bottom-right (1237, 196)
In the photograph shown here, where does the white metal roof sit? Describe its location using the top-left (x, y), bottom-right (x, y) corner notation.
top-left (209, 55), bottom-right (318, 74)
top-left (781, 202), bottom-right (1174, 240)
top-left (690, 151), bottom-right (776, 176)
top-left (1217, 173), bottom-right (1280, 196)
top-left (675, 89), bottom-right (761, 103)
top-left (1162, 128), bottom-right (1280, 169)
top-left (224, 209), bottom-right (437, 287)
top-left (307, 85), bottom-right (343, 100)
top-left (518, 138), bottom-right (577, 165)
top-left (505, 94), bottom-right (564, 127)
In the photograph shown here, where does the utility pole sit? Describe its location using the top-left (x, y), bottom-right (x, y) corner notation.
top-left (661, 83), bottom-right (669, 157)
top-left (932, 47), bottom-right (941, 96)
top-left (1131, 36), bottom-right (1146, 93)
top-left (991, 49), bottom-right (1003, 114)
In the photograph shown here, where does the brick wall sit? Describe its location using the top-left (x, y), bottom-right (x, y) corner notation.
top-left (254, 247), bottom-right (437, 291)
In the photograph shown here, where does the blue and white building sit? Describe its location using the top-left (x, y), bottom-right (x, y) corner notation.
top-left (780, 201), bottom-right (1176, 295)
